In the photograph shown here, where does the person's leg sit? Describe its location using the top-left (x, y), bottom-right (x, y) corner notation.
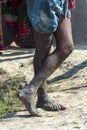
top-left (34, 15), bottom-right (73, 111)
top-left (17, 16), bottom-right (74, 116)
top-left (35, 34), bottom-right (65, 111)
top-left (34, 33), bottom-right (56, 109)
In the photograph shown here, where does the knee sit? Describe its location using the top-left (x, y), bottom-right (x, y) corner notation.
top-left (60, 42), bottom-right (74, 57)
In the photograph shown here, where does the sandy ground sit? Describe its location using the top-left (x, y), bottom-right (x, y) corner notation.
top-left (0, 44), bottom-right (87, 130)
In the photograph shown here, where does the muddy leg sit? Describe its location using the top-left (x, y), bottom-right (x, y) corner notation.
top-left (34, 34), bottom-right (64, 110)
top-left (33, 33), bottom-right (59, 110)
top-left (36, 17), bottom-right (74, 111)
top-left (17, 17), bottom-right (74, 116)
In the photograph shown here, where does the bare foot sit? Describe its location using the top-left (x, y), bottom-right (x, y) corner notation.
top-left (10, 41), bottom-right (20, 48)
top-left (17, 89), bottom-right (41, 117)
top-left (36, 96), bottom-right (66, 111)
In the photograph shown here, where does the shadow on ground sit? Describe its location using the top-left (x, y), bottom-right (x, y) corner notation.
top-left (48, 60), bottom-right (87, 84)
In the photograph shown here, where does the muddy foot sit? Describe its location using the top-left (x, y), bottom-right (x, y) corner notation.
top-left (36, 97), bottom-right (66, 111)
top-left (17, 90), bottom-right (41, 117)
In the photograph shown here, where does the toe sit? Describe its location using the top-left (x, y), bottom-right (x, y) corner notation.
top-left (30, 109), bottom-right (41, 117)
top-left (60, 104), bottom-right (66, 110)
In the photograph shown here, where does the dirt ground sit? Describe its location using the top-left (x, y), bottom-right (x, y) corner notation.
top-left (0, 43), bottom-right (87, 130)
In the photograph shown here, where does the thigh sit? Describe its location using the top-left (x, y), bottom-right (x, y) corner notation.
top-left (54, 16), bottom-right (74, 49)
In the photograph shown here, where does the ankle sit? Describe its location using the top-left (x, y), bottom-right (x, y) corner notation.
top-left (37, 92), bottom-right (49, 101)
top-left (23, 85), bottom-right (37, 95)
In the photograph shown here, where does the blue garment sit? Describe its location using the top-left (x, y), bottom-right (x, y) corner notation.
top-left (27, 0), bottom-right (70, 33)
